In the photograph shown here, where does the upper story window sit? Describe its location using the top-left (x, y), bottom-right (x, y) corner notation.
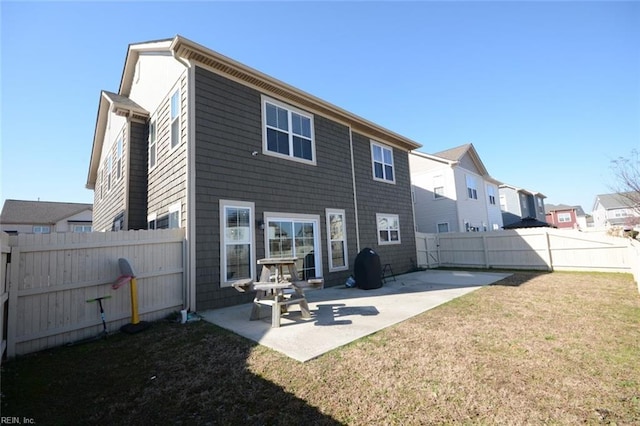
top-left (613, 209), bottom-right (632, 218)
top-left (487, 185), bottom-right (496, 205)
top-left (437, 222), bottom-right (449, 233)
top-left (116, 138), bottom-right (123, 180)
top-left (149, 119), bottom-right (157, 170)
top-left (376, 213), bottom-right (400, 245)
top-left (520, 193), bottom-right (530, 215)
top-left (107, 155), bottom-right (112, 192)
top-left (434, 175), bottom-right (444, 199)
top-left (33, 226), bottom-right (51, 234)
top-left (466, 175), bottom-right (478, 200)
top-left (99, 167), bottom-right (104, 201)
top-left (262, 96), bottom-right (315, 164)
top-left (557, 212), bottom-right (572, 222)
top-left (371, 141), bottom-right (395, 183)
top-left (170, 90), bottom-right (180, 149)
top-left (537, 197), bottom-right (544, 214)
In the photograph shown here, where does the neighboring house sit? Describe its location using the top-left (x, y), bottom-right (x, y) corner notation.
top-left (499, 184), bottom-right (547, 226)
top-left (544, 204), bottom-right (587, 229)
top-left (86, 35), bottom-right (421, 311)
top-left (409, 143), bottom-right (503, 233)
top-left (0, 200), bottom-right (93, 235)
top-left (592, 192), bottom-right (640, 229)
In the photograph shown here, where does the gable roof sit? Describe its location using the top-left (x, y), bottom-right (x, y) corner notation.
top-left (88, 35), bottom-right (423, 189)
top-left (499, 183), bottom-right (546, 199)
top-left (433, 143), bottom-right (474, 163)
top-left (594, 192), bottom-right (637, 210)
top-left (545, 204), bottom-right (586, 216)
top-left (86, 91), bottom-right (150, 189)
top-left (0, 200), bottom-right (93, 225)
top-left (412, 143), bottom-right (501, 184)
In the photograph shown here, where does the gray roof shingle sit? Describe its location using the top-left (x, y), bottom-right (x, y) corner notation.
top-left (433, 143), bottom-right (473, 162)
top-left (1, 200), bottom-right (93, 225)
top-left (595, 192), bottom-right (637, 210)
top-left (545, 204), bottom-right (586, 216)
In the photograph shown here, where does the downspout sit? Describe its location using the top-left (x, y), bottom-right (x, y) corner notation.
top-left (172, 50), bottom-right (196, 312)
top-left (349, 127), bottom-right (361, 253)
top-left (408, 151), bottom-right (419, 234)
top-left (123, 109), bottom-right (133, 231)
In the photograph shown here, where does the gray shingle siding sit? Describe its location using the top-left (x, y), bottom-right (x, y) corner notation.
top-left (147, 73), bottom-right (188, 229)
top-left (127, 121), bottom-right (148, 230)
top-left (194, 66), bottom-right (367, 310)
top-left (351, 132), bottom-right (417, 274)
top-left (92, 124), bottom-right (127, 231)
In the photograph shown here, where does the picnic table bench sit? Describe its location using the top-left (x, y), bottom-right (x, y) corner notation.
top-left (232, 257), bottom-right (323, 328)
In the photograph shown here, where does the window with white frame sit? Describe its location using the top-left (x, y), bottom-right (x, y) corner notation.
top-left (376, 213), bottom-right (400, 244)
top-left (116, 138), bottom-right (122, 180)
top-left (466, 175), bottom-right (477, 200)
top-left (262, 97), bottom-right (315, 163)
top-left (487, 185), bottom-right (496, 205)
top-left (520, 193), bottom-right (530, 215)
top-left (220, 201), bottom-right (255, 285)
top-left (33, 226), bottom-right (50, 234)
top-left (499, 194), bottom-right (506, 210)
top-left (168, 202), bottom-right (181, 229)
top-left (99, 167), bottom-right (104, 200)
top-left (434, 175), bottom-right (444, 199)
top-left (437, 222), bottom-right (449, 233)
top-left (371, 141), bottom-right (395, 183)
top-left (149, 119), bottom-right (157, 170)
top-left (557, 212), bottom-right (572, 222)
top-left (73, 225), bottom-right (92, 233)
top-left (265, 213), bottom-right (321, 280)
top-left (147, 213), bottom-right (157, 230)
top-left (326, 209), bottom-right (348, 271)
top-left (170, 90), bottom-right (180, 149)
top-left (613, 209), bottom-right (631, 218)
top-left (107, 155), bottom-right (112, 191)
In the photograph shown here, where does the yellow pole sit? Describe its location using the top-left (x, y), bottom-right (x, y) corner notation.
top-left (130, 278), bottom-right (140, 324)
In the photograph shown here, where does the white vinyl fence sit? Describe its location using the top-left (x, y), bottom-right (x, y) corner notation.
top-left (630, 239), bottom-right (640, 292)
top-left (417, 229), bottom-right (638, 278)
top-left (3, 229), bottom-right (185, 358)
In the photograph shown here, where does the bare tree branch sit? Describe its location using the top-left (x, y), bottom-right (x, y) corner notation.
top-left (610, 149), bottom-right (640, 213)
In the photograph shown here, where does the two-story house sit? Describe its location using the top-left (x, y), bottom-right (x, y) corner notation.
top-left (409, 144), bottom-right (503, 233)
top-left (0, 200), bottom-right (93, 234)
top-left (544, 204), bottom-right (587, 229)
top-left (86, 36), bottom-right (421, 311)
top-left (592, 192), bottom-right (639, 229)
top-left (499, 184), bottom-right (547, 226)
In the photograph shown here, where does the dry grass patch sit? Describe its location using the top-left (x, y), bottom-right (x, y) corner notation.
top-left (2, 271), bottom-right (639, 425)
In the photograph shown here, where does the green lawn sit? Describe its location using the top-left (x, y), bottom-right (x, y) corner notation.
top-left (2, 271), bottom-right (639, 425)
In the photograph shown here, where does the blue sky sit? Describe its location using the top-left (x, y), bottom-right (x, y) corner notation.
top-left (1, 1), bottom-right (639, 214)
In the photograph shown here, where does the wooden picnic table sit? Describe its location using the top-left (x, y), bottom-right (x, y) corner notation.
top-left (232, 257), bottom-right (323, 328)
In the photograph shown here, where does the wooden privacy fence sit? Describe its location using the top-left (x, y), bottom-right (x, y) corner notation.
top-left (416, 229), bottom-right (638, 277)
top-left (3, 229), bottom-right (185, 358)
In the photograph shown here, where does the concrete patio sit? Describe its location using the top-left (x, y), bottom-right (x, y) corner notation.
top-left (200, 269), bottom-right (510, 362)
